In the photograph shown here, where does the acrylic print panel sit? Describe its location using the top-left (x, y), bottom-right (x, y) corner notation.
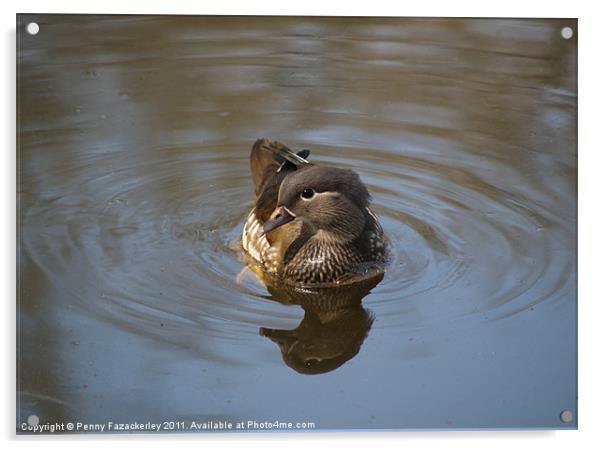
top-left (16, 15), bottom-right (577, 433)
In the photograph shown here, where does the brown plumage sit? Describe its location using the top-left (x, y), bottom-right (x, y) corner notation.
top-left (242, 138), bottom-right (387, 286)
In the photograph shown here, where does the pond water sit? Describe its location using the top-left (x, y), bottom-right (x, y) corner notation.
top-left (17, 15), bottom-right (577, 431)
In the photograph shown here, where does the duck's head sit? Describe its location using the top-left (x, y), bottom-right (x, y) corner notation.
top-left (263, 165), bottom-right (371, 241)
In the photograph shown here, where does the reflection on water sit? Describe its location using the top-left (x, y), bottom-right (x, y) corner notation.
top-left (17, 15), bottom-right (576, 430)
top-left (259, 275), bottom-right (382, 375)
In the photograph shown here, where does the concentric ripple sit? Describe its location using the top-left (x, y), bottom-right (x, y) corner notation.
top-left (21, 133), bottom-right (575, 352)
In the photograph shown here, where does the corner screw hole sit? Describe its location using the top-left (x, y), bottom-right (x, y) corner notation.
top-left (560, 409), bottom-right (573, 423)
top-left (27, 414), bottom-right (39, 426)
top-left (561, 27), bottom-right (573, 39)
top-left (26, 22), bottom-right (40, 35)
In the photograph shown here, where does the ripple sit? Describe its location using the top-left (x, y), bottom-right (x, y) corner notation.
top-left (21, 132), bottom-right (575, 349)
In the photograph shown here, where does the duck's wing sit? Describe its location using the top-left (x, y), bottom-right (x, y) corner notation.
top-left (250, 138), bottom-right (311, 222)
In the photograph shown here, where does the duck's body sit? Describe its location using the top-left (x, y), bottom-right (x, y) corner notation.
top-left (242, 138), bottom-right (387, 286)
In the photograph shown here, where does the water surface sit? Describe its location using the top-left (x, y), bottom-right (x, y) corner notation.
top-left (17, 15), bottom-right (577, 431)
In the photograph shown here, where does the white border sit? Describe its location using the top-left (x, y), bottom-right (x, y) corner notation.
top-left (4, 1), bottom-right (600, 448)
top-left (1, 0), bottom-right (586, 17)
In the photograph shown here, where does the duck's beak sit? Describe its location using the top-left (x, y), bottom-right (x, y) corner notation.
top-left (263, 206), bottom-right (296, 233)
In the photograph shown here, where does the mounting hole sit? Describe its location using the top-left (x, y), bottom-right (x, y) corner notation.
top-left (561, 27), bottom-right (573, 40)
top-left (560, 409), bottom-right (573, 423)
top-left (27, 414), bottom-right (40, 426)
top-left (26, 22), bottom-right (40, 35)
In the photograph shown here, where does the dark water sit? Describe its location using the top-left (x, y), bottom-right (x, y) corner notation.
top-left (17, 15), bottom-right (577, 431)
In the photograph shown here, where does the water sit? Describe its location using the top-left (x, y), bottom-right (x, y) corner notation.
top-left (17, 15), bottom-right (577, 431)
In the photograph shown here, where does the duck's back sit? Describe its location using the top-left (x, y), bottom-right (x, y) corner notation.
top-left (242, 138), bottom-right (306, 272)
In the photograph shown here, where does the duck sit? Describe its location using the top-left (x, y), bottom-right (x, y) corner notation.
top-left (242, 138), bottom-right (387, 286)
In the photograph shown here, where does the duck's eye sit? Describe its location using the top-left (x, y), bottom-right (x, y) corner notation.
top-left (301, 188), bottom-right (315, 200)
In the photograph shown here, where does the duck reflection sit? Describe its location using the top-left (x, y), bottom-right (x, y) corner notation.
top-left (258, 274), bottom-right (382, 375)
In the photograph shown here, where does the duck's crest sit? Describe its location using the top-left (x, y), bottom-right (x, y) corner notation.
top-left (262, 140), bottom-right (311, 169)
